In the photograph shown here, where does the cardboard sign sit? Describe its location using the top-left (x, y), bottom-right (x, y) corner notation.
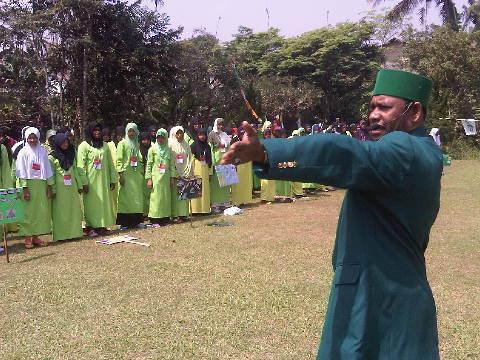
top-left (0, 188), bottom-right (24, 225)
top-left (215, 165), bottom-right (239, 187)
top-left (176, 177), bottom-right (202, 200)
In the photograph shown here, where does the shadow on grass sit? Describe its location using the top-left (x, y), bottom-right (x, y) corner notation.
top-left (17, 252), bottom-right (56, 263)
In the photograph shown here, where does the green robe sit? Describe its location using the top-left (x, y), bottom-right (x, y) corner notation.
top-left (145, 146), bottom-right (172, 219)
top-left (107, 141), bottom-right (119, 216)
top-left (255, 128), bottom-right (442, 360)
top-left (231, 162), bottom-right (253, 205)
top-left (18, 178), bottom-right (53, 236)
top-left (210, 145), bottom-right (231, 205)
top-left (77, 141), bottom-right (118, 228)
top-left (275, 180), bottom-right (292, 197)
top-left (116, 139), bottom-right (144, 214)
top-left (170, 149), bottom-right (192, 218)
top-left (191, 158), bottom-right (212, 214)
top-left (49, 157), bottom-right (84, 241)
top-left (0, 144), bottom-right (12, 189)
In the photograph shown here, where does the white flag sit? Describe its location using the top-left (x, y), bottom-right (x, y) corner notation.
top-left (461, 119), bottom-right (477, 136)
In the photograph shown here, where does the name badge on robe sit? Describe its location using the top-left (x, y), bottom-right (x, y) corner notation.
top-left (130, 155), bottom-right (138, 167)
top-left (176, 154), bottom-right (184, 164)
top-left (94, 158), bottom-right (102, 170)
top-left (200, 155), bottom-right (206, 166)
top-left (63, 174), bottom-right (72, 186)
top-left (159, 163), bottom-right (166, 174)
top-left (32, 162), bottom-right (41, 177)
top-left (220, 143), bottom-right (226, 153)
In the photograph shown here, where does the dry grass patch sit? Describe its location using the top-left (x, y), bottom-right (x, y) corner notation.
top-left (1, 162), bottom-right (479, 359)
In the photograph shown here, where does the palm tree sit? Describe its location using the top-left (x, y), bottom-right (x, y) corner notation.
top-left (370, 0), bottom-right (459, 30)
top-left (463, 0), bottom-right (480, 30)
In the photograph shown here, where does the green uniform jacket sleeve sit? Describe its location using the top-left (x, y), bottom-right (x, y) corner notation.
top-left (11, 159), bottom-right (16, 185)
top-left (116, 140), bottom-right (128, 173)
top-left (48, 156), bottom-right (57, 193)
top-left (255, 132), bottom-right (414, 192)
top-left (0, 144), bottom-right (12, 188)
top-left (76, 142), bottom-right (89, 185)
top-left (107, 144), bottom-right (119, 183)
top-left (170, 150), bottom-right (178, 178)
top-left (73, 160), bottom-right (84, 191)
top-left (145, 147), bottom-right (154, 180)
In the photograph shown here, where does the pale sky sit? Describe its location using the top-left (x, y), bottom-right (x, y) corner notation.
top-left (152, 0), bottom-right (470, 41)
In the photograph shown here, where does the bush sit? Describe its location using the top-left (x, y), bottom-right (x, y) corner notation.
top-left (446, 139), bottom-right (480, 160)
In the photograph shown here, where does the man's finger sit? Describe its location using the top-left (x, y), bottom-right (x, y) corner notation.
top-left (242, 121), bottom-right (256, 138)
top-left (220, 149), bottom-right (236, 164)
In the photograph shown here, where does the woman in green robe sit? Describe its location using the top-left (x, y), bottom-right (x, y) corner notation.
top-left (16, 127), bottom-right (54, 248)
top-left (231, 126), bottom-right (253, 206)
top-left (77, 122), bottom-right (118, 236)
top-left (0, 143), bottom-right (16, 240)
top-left (0, 144), bottom-right (12, 190)
top-left (169, 126), bottom-right (194, 222)
top-left (103, 127), bottom-right (119, 217)
top-left (116, 122), bottom-right (144, 228)
top-left (145, 129), bottom-right (172, 225)
top-left (49, 133), bottom-right (84, 241)
top-left (190, 128), bottom-right (212, 214)
top-left (139, 132), bottom-right (152, 217)
top-left (208, 118), bottom-right (231, 212)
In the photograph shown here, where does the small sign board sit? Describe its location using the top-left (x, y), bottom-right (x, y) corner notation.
top-left (0, 188), bottom-right (24, 225)
top-left (177, 177), bottom-right (202, 200)
top-left (215, 164), bottom-right (239, 187)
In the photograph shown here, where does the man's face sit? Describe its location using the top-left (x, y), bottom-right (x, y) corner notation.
top-left (368, 95), bottom-right (411, 141)
top-left (141, 138), bottom-right (151, 147)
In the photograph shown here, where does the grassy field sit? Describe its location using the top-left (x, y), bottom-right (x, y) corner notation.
top-left (1, 160), bottom-right (479, 360)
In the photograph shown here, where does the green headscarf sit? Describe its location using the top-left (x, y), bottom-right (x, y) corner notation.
top-left (155, 128), bottom-right (170, 159)
top-left (125, 122), bottom-right (139, 156)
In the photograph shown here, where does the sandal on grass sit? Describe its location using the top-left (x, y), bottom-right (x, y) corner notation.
top-left (32, 236), bottom-right (46, 247)
top-left (25, 237), bottom-right (34, 249)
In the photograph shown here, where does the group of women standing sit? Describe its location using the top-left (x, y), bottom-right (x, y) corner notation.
top-left (1, 118), bottom-right (256, 249)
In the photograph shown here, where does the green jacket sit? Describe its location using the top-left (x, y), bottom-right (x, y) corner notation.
top-left (255, 128), bottom-right (442, 360)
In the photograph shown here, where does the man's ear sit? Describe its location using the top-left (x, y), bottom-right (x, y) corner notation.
top-left (411, 101), bottom-right (424, 124)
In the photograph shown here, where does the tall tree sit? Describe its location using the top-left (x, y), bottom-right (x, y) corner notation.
top-left (370, 0), bottom-right (460, 30)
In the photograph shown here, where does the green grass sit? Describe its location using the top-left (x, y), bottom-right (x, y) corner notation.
top-left (1, 161), bottom-right (479, 359)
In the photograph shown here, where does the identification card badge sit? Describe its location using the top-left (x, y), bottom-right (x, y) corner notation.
top-left (130, 155), bottom-right (138, 167)
top-left (200, 155), bottom-right (206, 166)
top-left (159, 163), bottom-right (166, 174)
top-left (63, 174), bottom-right (72, 186)
top-left (94, 158), bottom-right (102, 170)
top-left (176, 154), bottom-right (184, 164)
top-left (31, 162), bottom-right (41, 177)
top-left (220, 143), bottom-right (226, 153)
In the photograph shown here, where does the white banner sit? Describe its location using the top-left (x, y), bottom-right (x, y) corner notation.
top-left (460, 119), bottom-right (477, 136)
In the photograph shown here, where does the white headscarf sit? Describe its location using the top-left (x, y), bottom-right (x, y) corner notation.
top-left (16, 127), bottom-right (53, 180)
top-left (208, 118), bottom-right (231, 147)
top-left (168, 126), bottom-right (193, 178)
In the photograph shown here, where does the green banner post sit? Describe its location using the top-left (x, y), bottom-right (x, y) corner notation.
top-left (0, 188), bottom-right (24, 263)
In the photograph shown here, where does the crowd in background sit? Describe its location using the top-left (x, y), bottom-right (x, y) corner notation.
top-left (0, 116), bottom-right (370, 249)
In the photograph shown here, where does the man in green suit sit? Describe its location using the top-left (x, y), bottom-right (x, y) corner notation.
top-left (222, 69), bottom-right (442, 359)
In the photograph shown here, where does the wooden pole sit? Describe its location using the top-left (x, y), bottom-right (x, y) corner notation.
top-left (3, 224), bottom-right (9, 263)
top-left (189, 199), bottom-right (193, 228)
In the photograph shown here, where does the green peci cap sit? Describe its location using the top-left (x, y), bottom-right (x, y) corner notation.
top-left (373, 69), bottom-right (433, 107)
